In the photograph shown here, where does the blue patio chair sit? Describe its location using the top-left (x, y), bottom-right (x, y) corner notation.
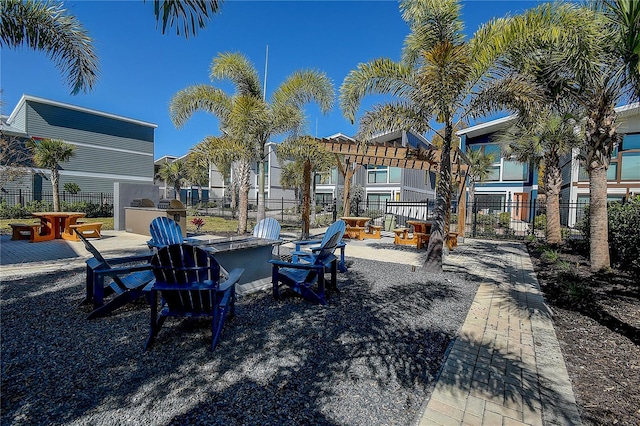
top-left (76, 231), bottom-right (154, 320)
top-left (253, 217), bottom-right (282, 256)
top-left (253, 217), bottom-right (281, 240)
top-left (269, 220), bottom-right (346, 305)
top-left (145, 244), bottom-right (244, 351)
top-left (293, 221), bottom-right (348, 272)
top-left (147, 216), bottom-right (188, 250)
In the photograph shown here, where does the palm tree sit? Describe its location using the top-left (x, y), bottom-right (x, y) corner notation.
top-left (502, 1), bottom-right (639, 270)
top-left (276, 136), bottom-right (335, 239)
top-left (194, 135), bottom-right (250, 231)
top-left (464, 148), bottom-right (496, 228)
top-left (280, 161), bottom-right (304, 207)
top-left (183, 150), bottom-right (209, 206)
top-left (157, 159), bottom-right (185, 201)
top-left (495, 113), bottom-right (581, 245)
top-left (28, 138), bottom-right (75, 212)
top-left (0, 0), bottom-right (98, 94)
top-left (170, 52), bottom-right (334, 231)
top-left (340, 0), bottom-right (544, 271)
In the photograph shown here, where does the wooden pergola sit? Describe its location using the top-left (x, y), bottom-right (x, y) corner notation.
top-left (317, 133), bottom-right (470, 237)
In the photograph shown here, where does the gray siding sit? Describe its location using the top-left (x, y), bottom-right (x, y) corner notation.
top-left (26, 102), bottom-right (154, 144)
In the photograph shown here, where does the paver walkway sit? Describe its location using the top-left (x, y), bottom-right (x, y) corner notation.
top-left (419, 239), bottom-right (581, 426)
top-left (0, 232), bottom-right (581, 425)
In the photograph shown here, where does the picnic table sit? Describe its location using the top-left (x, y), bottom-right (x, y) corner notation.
top-left (340, 216), bottom-right (371, 240)
top-left (30, 212), bottom-right (87, 242)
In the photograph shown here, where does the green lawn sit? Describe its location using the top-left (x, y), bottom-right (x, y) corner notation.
top-left (1, 215), bottom-right (241, 235)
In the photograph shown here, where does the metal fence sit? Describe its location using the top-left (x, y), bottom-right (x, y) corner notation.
top-left (467, 199), bottom-right (589, 241)
top-left (1, 188), bottom-right (113, 207)
top-left (0, 188), bottom-right (593, 241)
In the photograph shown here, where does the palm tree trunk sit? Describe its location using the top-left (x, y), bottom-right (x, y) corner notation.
top-left (424, 122), bottom-right (452, 272)
top-left (237, 160), bottom-right (251, 234)
top-left (257, 157), bottom-right (266, 223)
top-left (589, 165), bottom-right (610, 271)
top-left (51, 168), bottom-right (60, 212)
top-left (301, 160), bottom-right (311, 239)
top-left (545, 158), bottom-right (563, 245)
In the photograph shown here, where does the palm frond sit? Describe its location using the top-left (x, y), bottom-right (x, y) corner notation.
top-left (169, 85), bottom-right (231, 128)
top-left (356, 102), bottom-right (433, 141)
top-left (0, 0), bottom-right (98, 94)
top-left (209, 52), bottom-right (262, 98)
top-left (271, 69), bottom-right (335, 114)
top-left (339, 58), bottom-right (415, 123)
top-left (150, 0), bottom-right (221, 38)
top-left (400, 0), bottom-right (464, 66)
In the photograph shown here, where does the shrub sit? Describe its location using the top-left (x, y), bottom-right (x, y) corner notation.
top-left (578, 196), bottom-right (640, 272)
top-left (533, 214), bottom-right (547, 230)
top-left (498, 212), bottom-right (510, 227)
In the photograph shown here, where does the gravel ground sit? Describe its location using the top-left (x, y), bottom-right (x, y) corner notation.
top-left (1, 256), bottom-right (478, 426)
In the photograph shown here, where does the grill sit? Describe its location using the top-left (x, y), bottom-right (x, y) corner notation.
top-left (158, 199), bottom-right (184, 210)
top-left (130, 198), bottom-right (155, 208)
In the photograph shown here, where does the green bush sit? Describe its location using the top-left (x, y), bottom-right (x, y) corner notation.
top-left (534, 214), bottom-right (547, 230)
top-left (498, 212), bottom-right (510, 227)
top-left (476, 213), bottom-right (496, 225)
top-left (578, 196), bottom-right (640, 272)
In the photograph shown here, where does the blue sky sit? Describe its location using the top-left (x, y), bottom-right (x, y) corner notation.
top-left (1, 0), bottom-right (541, 159)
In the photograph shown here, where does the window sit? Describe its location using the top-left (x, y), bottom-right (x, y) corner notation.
top-left (367, 165), bottom-right (388, 183)
top-left (579, 163), bottom-right (618, 181)
top-left (367, 193), bottom-right (391, 204)
top-left (621, 152), bottom-right (640, 180)
top-left (483, 143), bottom-right (501, 159)
top-left (316, 168), bottom-right (337, 185)
top-left (389, 167), bottom-right (401, 183)
top-left (486, 166), bottom-right (500, 181)
top-left (622, 133), bottom-right (640, 150)
top-left (502, 160), bottom-right (528, 181)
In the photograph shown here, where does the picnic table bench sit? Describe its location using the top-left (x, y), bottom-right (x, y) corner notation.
top-left (9, 223), bottom-right (45, 242)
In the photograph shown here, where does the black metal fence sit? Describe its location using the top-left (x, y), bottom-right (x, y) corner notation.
top-left (466, 199), bottom-right (589, 240)
top-left (0, 188), bottom-right (593, 241)
top-left (1, 188), bottom-right (113, 207)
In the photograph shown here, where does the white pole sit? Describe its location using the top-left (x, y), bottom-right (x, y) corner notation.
top-left (263, 45), bottom-right (268, 100)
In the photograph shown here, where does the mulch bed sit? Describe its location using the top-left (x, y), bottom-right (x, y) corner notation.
top-left (527, 241), bottom-right (640, 426)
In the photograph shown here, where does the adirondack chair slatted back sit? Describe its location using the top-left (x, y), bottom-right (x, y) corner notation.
top-left (253, 217), bottom-right (281, 240)
top-left (149, 217), bottom-right (184, 247)
top-left (151, 244), bottom-right (221, 312)
top-left (315, 220), bottom-right (346, 260)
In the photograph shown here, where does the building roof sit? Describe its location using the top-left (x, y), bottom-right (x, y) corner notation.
top-left (456, 115), bottom-right (516, 138)
top-left (0, 115), bottom-right (29, 137)
top-left (456, 102), bottom-right (640, 139)
top-left (7, 94), bottom-right (158, 129)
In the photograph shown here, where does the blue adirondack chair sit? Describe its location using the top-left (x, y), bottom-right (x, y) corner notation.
top-left (147, 216), bottom-right (188, 250)
top-left (145, 244), bottom-right (244, 351)
top-left (76, 231), bottom-right (154, 320)
top-left (293, 222), bottom-right (348, 272)
top-left (269, 220), bottom-right (346, 305)
top-left (253, 217), bottom-right (282, 255)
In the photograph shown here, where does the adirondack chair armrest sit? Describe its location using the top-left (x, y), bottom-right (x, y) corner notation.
top-left (153, 281), bottom-right (219, 291)
top-left (269, 259), bottom-right (325, 272)
top-left (98, 254), bottom-right (153, 266)
top-left (219, 268), bottom-right (244, 292)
